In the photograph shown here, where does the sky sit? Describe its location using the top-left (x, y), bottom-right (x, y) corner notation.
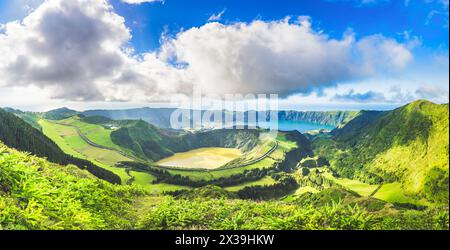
top-left (0, 0), bottom-right (448, 111)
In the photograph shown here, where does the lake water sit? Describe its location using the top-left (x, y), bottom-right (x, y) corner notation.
top-left (218, 120), bottom-right (335, 133)
top-left (250, 120), bottom-right (335, 133)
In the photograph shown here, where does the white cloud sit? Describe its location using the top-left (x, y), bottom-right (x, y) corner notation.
top-left (208, 9), bottom-right (226, 22)
top-left (0, 0), bottom-right (415, 104)
top-left (162, 17), bottom-right (413, 97)
top-left (0, 0), bottom-right (184, 101)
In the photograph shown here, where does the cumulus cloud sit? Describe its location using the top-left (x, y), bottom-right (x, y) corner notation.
top-left (0, 0), bottom-right (415, 102)
top-left (162, 17), bottom-right (413, 97)
top-left (416, 85), bottom-right (449, 100)
top-left (332, 86), bottom-right (416, 103)
top-left (0, 0), bottom-right (184, 101)
top-left (333, 90), bottom-right (387, 103)
top-left (0, 0), bottom-right (131, 100)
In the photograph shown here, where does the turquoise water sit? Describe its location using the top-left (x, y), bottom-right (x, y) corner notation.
top-left (228, 120), bottom-right (335, 133)
top-left (252, 120), bottom-right (335, 133)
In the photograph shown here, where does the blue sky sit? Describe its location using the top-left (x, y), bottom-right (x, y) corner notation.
top-left (0, 0), bottom-right (448, 111)
top-left (107, 0), bottom-right (449, 53)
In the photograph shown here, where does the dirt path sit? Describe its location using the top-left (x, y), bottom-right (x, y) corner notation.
top-left (369, 184), bottom-right (383, 197)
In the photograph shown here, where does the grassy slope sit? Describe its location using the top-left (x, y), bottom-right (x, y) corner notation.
top-left (39, 119), bottom-right (193, 192)
top-left (1, 142), bottom-right (448, 230)
top-left (314, 100), bottom-right (449, 205)
top-left (0, 142), bottom-right (144, 229)
top-left (224, 176), bottom-right (277, 191)
top-left (39, 119), bottom-right (132, 183)
top-left (367, 102), bottom-right (449, 199)
top-left (322, 172), bottom-right (379, 197)
top-left (58, 116), bottom-right (124, 151)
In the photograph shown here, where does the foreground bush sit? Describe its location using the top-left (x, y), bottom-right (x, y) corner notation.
top-left (137, 197), bottom-right (449, 230)
top-left (0, 143), bottom-right (144, 230)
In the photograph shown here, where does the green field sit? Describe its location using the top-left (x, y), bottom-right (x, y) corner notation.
top-left (156, 147), bottom-right (242, 169)
top-left (282, 186), bottom-right (320, 202)
top-left (57, 117), bottom-right (123, 151)
top-left (154, 132), bottom-right (295, 182)
top-left (323, 172), bottom-right (379, 196)
top-left (224, 176), bottom-right (277, 191)
top-left (39, 119), bottom-right (132, 182)
top-left (373, 182), bottom-right (430, 206)
top-left (39, 119), bottom-right (303, 192)
top-left (39, 119), bottom-right (204, 193)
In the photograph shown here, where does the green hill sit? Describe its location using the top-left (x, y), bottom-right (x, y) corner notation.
top-left (44, 107), bottom-right (79, 120)
top-left (3, 108), bottom-right (42, 131)
top-left (277, 111), bottom-right (360, 127)
top-left (1, 141), bottom-right (446, 230)
top-left (0, 142), bottom-right (142, 229)
top-left (82, 107), bottom-right (359, 128)
top-left (314, 100), bottom-right (449, 204)
top-left (0, 108), bottom-right (121, 184)
top-left (110, 120), bottom-right (260, 162)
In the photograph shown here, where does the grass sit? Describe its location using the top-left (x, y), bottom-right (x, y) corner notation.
top-left (224, 176), bottom-right (277, 192)
top-left (282, 186), bottom-right (319, 202)
top-left (58, 117), bottom-right (123, 151)
top-left (39, 119), bottom-right (132, 183)
top-left (373, 182), bottom-right (430, 206)
top-left (165, 156), bottom-right (278, 181)
top-left (294, 186), bottom-right (320, 196)
top-left (323, 172), bottom-right (379, 197)
top-left (158, 132), bottom-right (294, 181)
top-left (156, 147), bottom-right (242, 169)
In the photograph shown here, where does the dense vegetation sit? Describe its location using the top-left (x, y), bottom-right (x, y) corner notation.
top-left (43, 107), bottom-right (79, 120)
top-left (313, 100), bottom-right (449, 204)
top-left (1, 100), bottom-right (448, 230)
top-left (0, 142), bottom-right (143, 229)
top-left (3, 108), bottom-right (42, 131)
top-left (0, 108), bottom-right (121, 184)
top-left (277, 111), bottom-right (360, 127)
top-left (1, 142), bottom-right (447, 230)
top-left (82, 108), bottom-right (359, 128)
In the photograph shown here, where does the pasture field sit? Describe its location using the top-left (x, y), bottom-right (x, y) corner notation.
top-left (373, 182), bottom-right (430, 206)
top-left (39, 119), bottom-right (132, 183)
top-left (159, 132), bottom-right (298, 181)
top-left (40, 119), bottom-right (197, 192)
top-left (40, 120), bottom-right (300, 193)
top-left (322, 172), bottom-right (379, 197)
top-left (282, 186), bottom-right (320, 202)
top-left (322, 172), bottom-right (429, 206)
top-left (224, 176), bottom-right (277, 191)
top-left (156, 147), bottom-right (242, 169)
top-left (57, 117), bottom-right (122, 150)
top-left (129, 171), bottom-right (190, 193)
top-left (165, 153), bottom-right (278, 181)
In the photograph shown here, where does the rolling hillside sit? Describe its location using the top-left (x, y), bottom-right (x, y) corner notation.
top-left (1, 141), bottom-right (446, 230)
top-left (0, 108), bottom-right (121, 184)
top-left (313, 100), bottom-right (449, 204)
top-left (110, 120), bottom-right (261, 162)
top-left (82, 108), bottom-right (359, 128)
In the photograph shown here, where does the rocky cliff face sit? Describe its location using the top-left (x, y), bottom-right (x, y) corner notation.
top-left (276, 111), bottom-right (360, 127)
